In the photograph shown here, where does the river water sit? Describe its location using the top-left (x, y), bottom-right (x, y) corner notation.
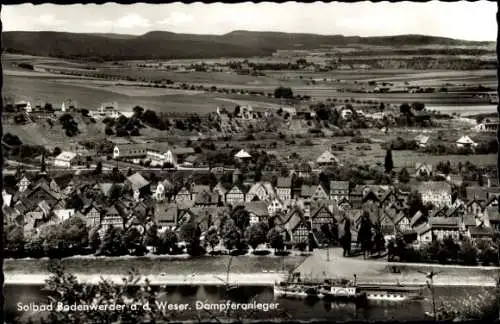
top-left (4, 284), bottom-right (494, 323)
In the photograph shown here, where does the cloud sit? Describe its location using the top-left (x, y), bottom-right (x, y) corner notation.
top-left (84, 20), bottom-right (114, 28)
top-left (157, 12), bottom-right (194, 25)
top-left (37, 14), bottom-right (67, 26)
top-left (115, 14), bottom-right (151, 29)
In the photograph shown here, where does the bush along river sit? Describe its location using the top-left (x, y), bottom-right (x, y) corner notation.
top-left (4, 283), bottom-right (495, 323)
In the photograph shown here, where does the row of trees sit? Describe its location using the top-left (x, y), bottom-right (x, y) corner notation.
top-left (387, 234), bottom-right (500, 266)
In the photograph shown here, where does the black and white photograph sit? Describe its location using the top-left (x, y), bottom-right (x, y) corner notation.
top-left (1, 1), bottom-right (499, 323)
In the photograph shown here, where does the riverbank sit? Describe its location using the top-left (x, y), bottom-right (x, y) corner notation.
top-left (295, 248), bottom-right (500, 287)
top-left (4, 254), bottom-right (307, 276)
top-left (4, 272), bottom-right (287, 286)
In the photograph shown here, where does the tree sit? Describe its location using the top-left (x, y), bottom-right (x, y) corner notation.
top-left (384, 149), bottom-right (394, 174)
top-left (358, 211), bottom-right (373, 258)
top-left (400, 103), bottom-right (411, 114)
top-left (105, 126), bottom-right (114, 136)
top-left (143, 224), bottom-right (160, 253)
top-left (133, 106), bottom-right (144, 118)
top-left (398, 167), bottom-right (410, 183)
top-left (231, 206), bottom-right (250, 234)
top-left (159, 228), bottom-right (178, 255)
top-left (245, 222), bottom-right (268, 250)
top-left (267, 228), bottom-right (284, 252)
top-left (93, 161), bottom-right (103, 175)
top-left (4, 224), bottom-right (25, 257)
top-left (221, 220), bottom-right (241, 250)
top-left (205, 226), bottom-right (219, 251)
top-left (53, 146), bottom-right (62, 157)
top-left (234, 105), bottom-right (241, 117)
top-left (407, 190), bottom-right (426, 218)
top-left (99, 226), bottom-right (127, 256)
top-left (89, 228), bottom-right (101, 253)
top-left (123, 227), bottom-right (146, 256)
top-left (179, 221), bottom-right (202, 256)
top-left (274, 86), bottom-right (294, 99)
top-left (411, 102), bottom-right (426, 111)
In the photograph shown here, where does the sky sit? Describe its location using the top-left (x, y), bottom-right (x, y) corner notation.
top-left (1, 1), bottom-right (497, 41)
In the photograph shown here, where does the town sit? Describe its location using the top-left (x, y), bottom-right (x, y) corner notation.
top-left (3, 94), bottom-right (500, 267)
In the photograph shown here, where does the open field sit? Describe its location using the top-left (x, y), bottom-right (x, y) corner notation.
top-left (4, 75), bottom-right (224, 113)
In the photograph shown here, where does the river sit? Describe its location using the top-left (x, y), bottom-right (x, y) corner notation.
top-left (4, 284), bottom-right (494, 323)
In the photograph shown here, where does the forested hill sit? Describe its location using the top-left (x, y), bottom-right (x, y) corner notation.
top-left (3, 30), bottom-right (493, 61)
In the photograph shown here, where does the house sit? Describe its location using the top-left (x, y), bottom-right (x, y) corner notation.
top-left (474, 122), bottom-right (498, 133)
top-left (113, 142), bottom-right (170, 160)
top-left (84, 206), bottom-right (102, 228)
top-left (393, 212), bottom-right (412, 234)
top-left (276, 177), bottom-right (292, 202)
top-left (244, 201), bottom-right (269, 224)
top-left (468, 225), bottom-right (494, 241)
top-left (194, 190), bottom-right (219, 207)
top-left (175, 187), bottom-right (192, 202)
top-left (329, 181), bottom-right (349, 202)
top-left (178, 208), bottom-right (214, 234)
top-left (300, 184), bottom-right (329, 201)
top-left (17, 176), bottom-right (31, 193)
top-left (410, 211), bottom-right (426, 229)
top-left (153, 179), bottom-right (175, 202)
top-left (309, 203), bottom-right (337, 232)
top-left (234, 149), bottom-right (252, 160)
top-left (245, 182), bottom-right (277, 202)
top-left (281, 208), bottom-right (310, 245)
top-left (225, 185), bottom-right (246, 205)
top-left (53, 152), bottom-right (80, 168)
top-left (53, 209), bottom-right (75, 222)
top-left (101, 206), bottom-right (123, 229)
top-left (316, 151), bottom-right (339, 166)
top-left (213, 182), bottom-right (229, 201)
top-left (125, 173), bottom-right (151, 201)
top-left (418, 181), bottom-right (452, 208)
top-left (466, 186), bottom-right (488, 205)
top-left (3, 190), bottom-right (13, 208)
top-left (191, 185), bottom-right (211, 202)
top-left (414, 135), bottom-right (430, 148)
top-left (154, 203), bottom-right (179, 233)
top-left (428, 217), bottom-right (462, 241)
top-left (415, 163), bottom-right (432, 177)
top-left (486, 206), bottom-right (500, 231)
top-left (456, 136), bottom-right (477, 148)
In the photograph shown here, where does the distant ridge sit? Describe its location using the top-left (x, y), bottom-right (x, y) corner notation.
top-left (2, 30), bottom-right (493, 60)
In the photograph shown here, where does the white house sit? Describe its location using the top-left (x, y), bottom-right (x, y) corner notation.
top-left (414, 135), bottom-right (430, 148)
top-left (54, 152), bottom-right (79, 168)
top-left (316, 151), bottom-right (339, 165)
top-left (456, 136), bottom-right (477, 148)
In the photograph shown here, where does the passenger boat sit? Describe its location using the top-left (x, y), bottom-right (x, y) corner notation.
top-left (273, 282), bottom-right (324, 299)
top-left (317, 280), bottom-right (367, 304)
top-left (358, 284), bottom-right (425, 302)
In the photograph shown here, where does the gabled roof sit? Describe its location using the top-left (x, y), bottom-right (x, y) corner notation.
top-left (55, 151), bottom-right (78, 162)
top-left (429, 217), bottom-right (460, 227)
top-left (105, 206), bottom-right (120, 216)
top-left (466, 186), bottom-right (488, 202)
top-left (415, 135), bottom-right (430, 144)
top-left (469, 226), bottom-right (493, 236)
top-left (192, 185), bottom-right (210, 194)
top-left (277, 177), bottom-right (292, 188)
top-left (244, 201), bottom-right (269, 217)
top-left (154, 203), bottom-right (178, 224)
top-left (418, 181), bottom-right (451, 193)
top-left (463, 214), bottom-right (477, 226)
top-left (415, 162), bottom-right (432, 172)
top-left (415, 222), bottom-right (431, 235)
top-left (456, 135), bottom-right (476, 144)
top-left (329, 181), bottom-right (349, 191)
top-left (316, 150), bottom-right (339, 164)
top-left (228, 184), bottom-right (247, 194)
top-left (410, 211), bottom-right (425, 227)
top-left (99, 183), bottom-right (115, 197)
top-left (195, 190), bottom-right (219, 205)
top-left (486, 206), bottom-right (500, 222)
top-left (235, 149), bottom-right (251, 158)
top-left (126, 173), bottom-right (150, 191)
top-left (173, 147), bottom-right (196, 155)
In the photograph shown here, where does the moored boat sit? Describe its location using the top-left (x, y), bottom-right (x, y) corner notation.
top-left (273, 282), bottom-right (324, 299)
top-left (317, 281), bottom-right (367, 304)
top-left (358, 284), bottom-right (425, 302)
